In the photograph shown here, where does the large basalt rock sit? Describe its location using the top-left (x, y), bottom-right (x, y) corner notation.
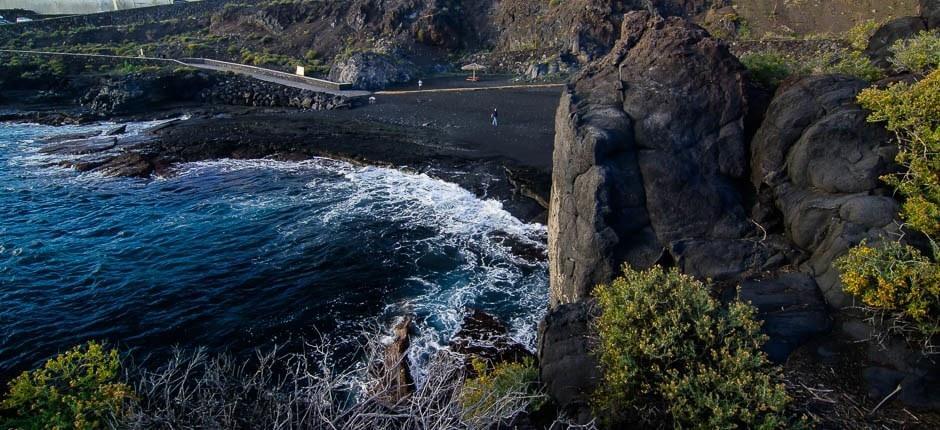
top-left (548, 11), bottom-right (769, 306)
top-left (865, 16), bottom-right (928, 70)
top-left (731, 273), bottom-right (831, 363)
top-left (750, 75), bottom-right (899, 308)
top-left (922, 0), bottom-right (940, 28)
top-left (450, 308), bottom-right (534, 371)
top-left (328, 51), bottom-right (417, 91)
top-left (537, 300), bottom-right (599, 424)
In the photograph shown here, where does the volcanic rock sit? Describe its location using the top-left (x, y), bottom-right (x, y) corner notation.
top-left (548, 11), bottom-right (767, 306)
top-left (750, 74), bottom-right (899, 308)
top-left (328, 52), bottom-right (417, 91)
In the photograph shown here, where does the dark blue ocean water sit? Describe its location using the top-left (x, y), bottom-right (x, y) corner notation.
top-left (0, 120), bottom-right (548, 383)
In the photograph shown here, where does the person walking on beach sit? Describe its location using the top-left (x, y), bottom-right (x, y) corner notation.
top-left (418, 79), bottom-right (423, 90)
top-left (491, 108), bottom-right (499, 127)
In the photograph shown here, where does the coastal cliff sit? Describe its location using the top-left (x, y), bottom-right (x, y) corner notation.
top-left (1, 0), bottom-right (938, 428)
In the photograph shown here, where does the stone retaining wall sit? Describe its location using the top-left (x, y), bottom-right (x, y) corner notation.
top-left (199, 74), bottom-right (362, 111)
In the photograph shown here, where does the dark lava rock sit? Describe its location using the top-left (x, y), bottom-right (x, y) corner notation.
top-left (450, 308), bottom-right (533, 370)
top-left (750, 75), bottom-right (899, 308)
top-left (548, 11), bottom-right (767, 306)
top-left (865, 16), bottom-right (928, 70)
top-left (80, 71), bottom-right (215, 116)
top-left (104, 124), bottom-right (127, 136)
top-left (922, 0), bottom-right (940, 29)
top-left (94, 152), bottom-right (154, 178)
top-left (329, 51), bottom-right (417, 91)
top-left (731, 273), bottom-right (831, 363)
top-left (537, 300), bottom-right (599, 425)
top-left (40, 136), bottom-right (118, 156)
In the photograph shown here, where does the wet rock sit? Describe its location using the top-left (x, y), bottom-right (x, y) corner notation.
top-left (732, 273), bottom-right (831, 363)
top-left (537, 300), bottom-right (599, 425)
top-left (548, 11), bottom-right (763, 306)
top-left (328, 52), bottom-right (417, 91)
top-left (750, 75), bottom-right (899, 308)
top-left (104, 124), bottom-right (127, 136)
top-left (94, 152), bottom-right (154, 178)
top-left (41, 136), bottom-right (118, 156)
top-left (39, 130), bottom-right (101, 145)
top-left (865, 16), bottom-right (928, 70)
top-left (450, 308), bottom-right (533, 371)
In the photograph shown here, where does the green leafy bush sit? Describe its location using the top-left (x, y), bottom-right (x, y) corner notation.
top-left (0, 341), bottom-right (134, 430)
top-left (822, 50), bottom-right (883, 82)
top-left (458, 357), bottom-right (545, 425)
top-left (858, 70), bottom-right (940, 238)
top-left (889, 30), bottom-right (940, 74)
top-left (838, 70), bottom-right (940, 354)
top-left (845, 19), bottom-right (885, 51)
top-left (741, 51), bottom-right (794, 87)
top-left (592, 265), bottom-right (790, 429)
top-left (836, 241), bottom-right (939, 352)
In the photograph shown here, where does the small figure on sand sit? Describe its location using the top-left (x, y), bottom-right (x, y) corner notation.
top-left (369, 96), bottom-right (376, 105)
top-left (491, 108), bottom-right (499, 127)
top-left (418, 79), bottom-right (423, 90)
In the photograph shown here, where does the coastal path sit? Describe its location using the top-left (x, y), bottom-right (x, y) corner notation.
top-left (0, 49), bottom-right (564, 96)
top-left (0, 49), bottom-right (369, 96)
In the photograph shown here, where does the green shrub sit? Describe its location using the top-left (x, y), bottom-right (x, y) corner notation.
top-left (592, 265), bottom-right (790, 429)
top-left (0, 341), bottom-right (134, 430)
top-left (858, 70), bottom-right (940, 238)
top-left (839, 70), bottom-right (940, 354)
top-left (845, 19), bottom-right (885, 51)
top-left (741, 51), bottom-right (794, 87)
top-left (836, 241), bottom-right (939, 352)
top-left (458, 357), bottom-right (545, 425)
top-left (821, 49), bottom-right (883, 82)
top-left (889, 30), bottom-right (940, 74)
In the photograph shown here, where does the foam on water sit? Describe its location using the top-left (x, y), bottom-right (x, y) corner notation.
top-left (0, 121), bottom-right (548, 383)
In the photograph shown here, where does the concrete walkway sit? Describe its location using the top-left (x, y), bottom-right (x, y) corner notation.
top-left (0, 49), bottom-right (367, 96)
top-left (0, 49), bottom-right (563, 97)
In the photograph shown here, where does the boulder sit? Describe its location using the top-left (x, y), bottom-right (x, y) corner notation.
top-left (923, 0), bottom-right (940, 29)
top-left (731, 273), bottom-right (831, 363)
top-left (94, 152), bottom-right (154, 178)
top-left (450, 308), bottom-right (534, 371)
top-left (328, 52), bottom-right (417, 91)
top-left (750, 75), bottom-right (899, 308)
top-left (548, 11), bottom-right (766, 306)
top-left (865, 16), bottom-right (928, 70)
top-left (537, 300), bottom-right (599, 425)
top-left (104, 124), bottom-right (127, 136)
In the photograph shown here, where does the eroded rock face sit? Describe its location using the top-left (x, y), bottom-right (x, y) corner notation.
top-left (750, 75), bottom-right (899, 308)
top-left (537, 300), bottom-right (599, 424)
top-left (328, 51), bottom-right (417, 91)
top-left (548, 11), bottom-right (767, 306)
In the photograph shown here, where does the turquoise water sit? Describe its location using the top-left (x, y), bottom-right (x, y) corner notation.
top-left (0, 120), bottom-right (548, 382)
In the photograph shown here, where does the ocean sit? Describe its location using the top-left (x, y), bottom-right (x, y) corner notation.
top-left (0, 120), bottom-right (548, 383)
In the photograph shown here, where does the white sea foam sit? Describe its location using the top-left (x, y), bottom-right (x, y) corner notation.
top-left (173, 157), bottom-right (549, 385)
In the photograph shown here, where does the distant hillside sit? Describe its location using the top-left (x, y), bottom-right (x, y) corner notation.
top-left (728, 0), bottom-right (919, 38)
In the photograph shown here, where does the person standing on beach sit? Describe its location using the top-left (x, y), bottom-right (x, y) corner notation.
top-left (418, 79), bottom-right (423, 90)
top-left (491, 108), bottom-right (499, 127)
